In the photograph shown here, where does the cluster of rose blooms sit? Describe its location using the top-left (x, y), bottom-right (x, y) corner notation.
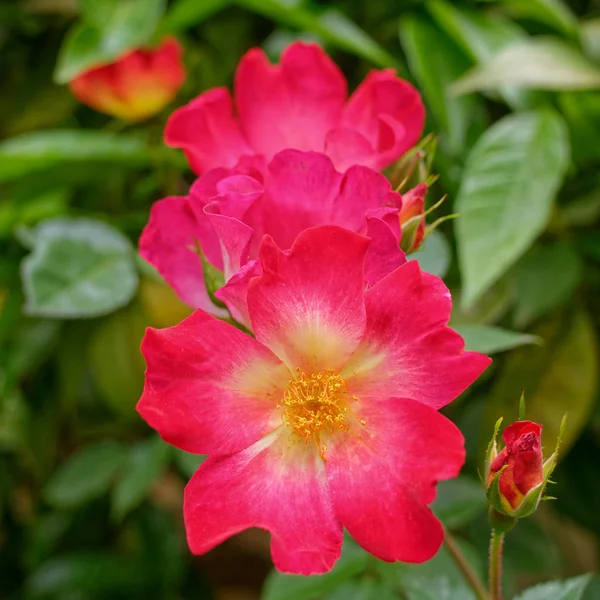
top-left (70, 38), bottom-right (555, 575)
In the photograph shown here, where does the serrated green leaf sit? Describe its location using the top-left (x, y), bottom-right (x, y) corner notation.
top-left (22, 218), bottom-right (139, 319)
top-left (453, 324), bottom-right (541, 354)
top-left (456, 109), bottom-right (570, 308)
top-left (44, 441), bottom-right (126, 508)
top-left (452, 39), bottom-right (600, 95)
top-left (111, 437), bottom-right (170, 520)
top-left (515, 574), bottom-right (593, 600)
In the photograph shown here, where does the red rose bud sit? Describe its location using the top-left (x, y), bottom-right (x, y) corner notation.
top-left (399, 183), bottom-right (427, 253)
top-left (68, 37), bottom-right (185, 122)
top-left (485, 417), bottom-right (563, 519)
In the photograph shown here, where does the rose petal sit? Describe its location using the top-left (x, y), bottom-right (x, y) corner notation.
top-left (248, 226), bottom-right (369, 372)
top-left (341, 261), bottom-right (491, 409)
top-left (235, 42), bottom-right (347, 159)
top-left (139, 195), bottom-right (225, 314)
top-left (164, 88), bottom-right (251, 174)
top-left (184, 431), bottom-right (343, 574)
top-left (326, 397), bottom-right (465, 563)
top-left (340, 70), bottom-right (425, 169)
top-left (138, 311), bottom-right (290, 455)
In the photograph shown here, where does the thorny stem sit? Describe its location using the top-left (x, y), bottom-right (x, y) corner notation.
top-left (489, 529), bottom-right (505, 600)
top-left (444, 528), bottom-right (489, 600)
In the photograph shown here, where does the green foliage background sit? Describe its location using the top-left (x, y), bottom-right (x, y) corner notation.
top-left (1, 0), bottom-right (600, 598)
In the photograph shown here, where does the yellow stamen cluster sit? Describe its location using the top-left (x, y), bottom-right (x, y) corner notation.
top-left (278, 368), bottom-right (362, 458)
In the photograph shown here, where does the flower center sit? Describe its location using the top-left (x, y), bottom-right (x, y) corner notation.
top-left (278, 368), bottom-right (363, 459)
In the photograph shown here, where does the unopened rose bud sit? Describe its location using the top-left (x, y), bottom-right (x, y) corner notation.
top-left (485, 415), bottom-right (563, 520)
top-left (68, 37), bottom-right (185, 122)
top-left (399, 183), bottom-right (427, 252)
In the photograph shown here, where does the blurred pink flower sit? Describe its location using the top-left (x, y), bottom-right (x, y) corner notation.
top-left (165, 42), bottom-right (424, 174)
top-left (69, 38), bottom-right (185, 122)
top-left (138, 225), bottom-right (491, 575)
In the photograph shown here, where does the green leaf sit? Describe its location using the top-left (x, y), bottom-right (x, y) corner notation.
top-left (44, 441), bottom-right (126, 508)
top-left (55, 0), bottom-right (166, 82)
top-left (558, 91), bottom-right (600, 166)
top-left (581, 19), bottom-right (600, 62)
top-left (262, 542), bottom-right (370, 600)
top-left (432, 476), bottom-right (487, 529)
top-left (378, 544), bottom-right (481, 600)
top-left (235, 0), bottom-right (398, 69)
top-left (399, 14), bottom-right (486, 156)
top-left (111, 436), bottom-right (170, 520)
top-left (484, 309), bottom-right (598, 454)
top-left (453, 324), bottom-right (541, 355)
top-left (425, 0), bottom-right (535, 109)
top-left (452, 39), bottom-right (600, 95)
top-left (22, 218), bottom-right (139, 319)
top-left (25, 552), bottom-right (145, 597)
top-left (88, 305), bottom-right (146, 415)
top-left (408, 229), bottom-right (451, 278)
top-left (455, 109), bottom-right (570, 308)
top-left (160, 0), bottom-right (231, 34)
top-left (498, 0), bottom-right (579, 39)
top-left (172, 448), bottom-right (207, 478)
top-left (0, 130), bottom-right (150, 183)
top-left (513, 241), bottom-right (583, 327)
top-left (515, 574), bottom-right (593, 600)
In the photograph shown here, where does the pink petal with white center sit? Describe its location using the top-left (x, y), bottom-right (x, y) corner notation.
top-left (184, 431), bottom-right (343, 575)
top-left (326, 397), bottom-right (465, 563)
top-left (341, 261), bottom-right (491, 409)
top-left (248, 226), bottom-right (369, 372)
top-left (139, 196), bottom-right (226, 315)
top-left (138, 310), bottom-right (290, 456)
top-left (234, 43), bottom-right (347, 159)
top-left (340, 70), bottom-right (425, 170)
top-left (164, 88), bottom-right (252, 175)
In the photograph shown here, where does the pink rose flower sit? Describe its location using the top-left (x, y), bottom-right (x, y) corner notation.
top-left (69, 38), bottom-right (185, 122)
top-left (137, 225), bottom-right (491, 575)
top-left (164, 41), bottom-right (424, 174)
top-left (140, 150), bottom-right (416, 323)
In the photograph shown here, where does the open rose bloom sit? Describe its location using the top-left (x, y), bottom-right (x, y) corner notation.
top-left (165, 42), bottom-right (424, 173)
top-left (140, 149), bottom-right (423, 324)
top-left (138, 226), bottom-right (490, 574)
top-left (69, 37), bottom-right (185, 122)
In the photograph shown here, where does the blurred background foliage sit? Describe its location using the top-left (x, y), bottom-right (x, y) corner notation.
top-left (1, 0), bottom-right (600, 598)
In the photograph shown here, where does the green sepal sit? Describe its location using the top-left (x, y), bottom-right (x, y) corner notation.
top-left (191, 239), bottom-right (227, 310)
top-left (484, 417), bottom-right (503, 482)
top-left (390, 134), bottom-right (438, 191)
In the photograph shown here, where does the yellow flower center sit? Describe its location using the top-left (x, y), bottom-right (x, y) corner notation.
top-left (278, 369), bottom-right (363, 459)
